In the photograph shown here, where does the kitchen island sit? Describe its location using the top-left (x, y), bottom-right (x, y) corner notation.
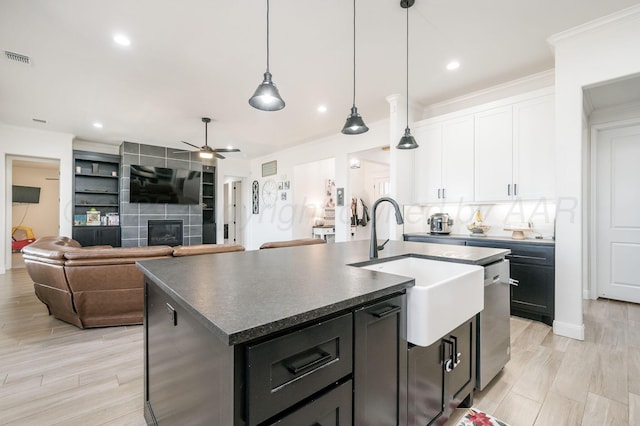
top-left (138, 240), bottom-right (509, 425)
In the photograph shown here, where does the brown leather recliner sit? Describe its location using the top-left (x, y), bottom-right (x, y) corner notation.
top-left (22, 237), bottom-right (174, 328)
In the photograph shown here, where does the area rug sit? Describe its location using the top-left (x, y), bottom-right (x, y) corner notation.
top-left (456, 408), bottom-right (510, 426)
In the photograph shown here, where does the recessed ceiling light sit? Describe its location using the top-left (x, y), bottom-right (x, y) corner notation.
top-left (446, 61), bottom-right (460, 71)
top-left (317, 105), bottom-right (327, 113)
top-left (93, 122), bottom-right (103, 129)
top-left (113, 34), bottom-right (131, 47)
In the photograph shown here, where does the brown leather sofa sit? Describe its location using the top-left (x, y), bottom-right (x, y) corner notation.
top-left (22, 237), bottom-right (245, 329)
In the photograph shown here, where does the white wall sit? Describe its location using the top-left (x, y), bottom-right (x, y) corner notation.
top-left (1, 124), bottom-right (74, 273)
top-left (548, 4), bottom-right (640, 340)
top-left (245, 119), bottom-right (390, 250)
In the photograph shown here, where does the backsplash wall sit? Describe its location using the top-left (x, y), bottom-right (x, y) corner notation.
top-left (119, 142), bottom-right (202, 247)
top-left (403, 200), bottom-right (556, 239)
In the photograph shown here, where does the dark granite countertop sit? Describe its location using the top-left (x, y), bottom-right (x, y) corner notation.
top-left (404, 232), bottom-right (556, 246)
top-left (137, 240), bottom-right (509, 346)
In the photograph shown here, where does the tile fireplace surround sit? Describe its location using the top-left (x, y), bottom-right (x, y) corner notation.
top-left (119, 141), bottom-right (203, 247)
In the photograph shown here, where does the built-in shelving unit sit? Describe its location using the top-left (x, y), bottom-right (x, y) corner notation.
top-left (202, 165), bottom-right (216, 244)
top-left (72, 150), bottom-right (121, 247)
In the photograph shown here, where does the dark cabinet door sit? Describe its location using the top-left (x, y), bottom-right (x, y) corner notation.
top-left (444, 319), bottom-right (474, 410)
top-left (269, 380), bottom-right (352, 426)
top-left (73, 226), bottom-right (121, 247)
top-left (510, 263), bottom-right (554, 316)
top-left (408, 341), bottom-right (444, 426)
top-left (354, 294), bottom-right (407, 426)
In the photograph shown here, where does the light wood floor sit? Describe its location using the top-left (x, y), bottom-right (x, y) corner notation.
top-left (2, 267), bottom-right (638, 425)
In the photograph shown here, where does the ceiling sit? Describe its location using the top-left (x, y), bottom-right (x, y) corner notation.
top-left (1, 0), bottom-right (639, 159)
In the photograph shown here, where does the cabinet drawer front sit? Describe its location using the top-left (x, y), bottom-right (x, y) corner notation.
top-left (246, 313), bottom-right (353, 425)
top-left (269, 379), bottom-right (352, 425)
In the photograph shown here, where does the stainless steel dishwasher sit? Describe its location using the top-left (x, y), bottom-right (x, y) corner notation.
top-left (476, 259), bottom-right (511, 390)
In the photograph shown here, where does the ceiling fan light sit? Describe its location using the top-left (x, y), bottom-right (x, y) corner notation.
top-left (341, 106), bottom-right (369, 135)
top-left (396, 127), bottom-right (419, 150)
top-left (199, 151), bottom-right (214, 159)
top-left (249, 72), bottom-right (285, 111)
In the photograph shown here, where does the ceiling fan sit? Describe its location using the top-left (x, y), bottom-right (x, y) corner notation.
top-left (181, 117), bottom-right (240, 159)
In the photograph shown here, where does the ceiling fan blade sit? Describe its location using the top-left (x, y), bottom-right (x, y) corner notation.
top-left (181, 140), bottom-right (201, 149)
top-left (214, 153), bottom-right (226, 159)
top-left (212, 148), bottom-right (241, 153)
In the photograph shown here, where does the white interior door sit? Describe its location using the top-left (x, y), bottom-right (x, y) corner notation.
top-left (596, 124), bottom-right (640, 302)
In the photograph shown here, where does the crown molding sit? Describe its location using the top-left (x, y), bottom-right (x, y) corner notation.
top-left (548, 4), bottom-right (640, 48)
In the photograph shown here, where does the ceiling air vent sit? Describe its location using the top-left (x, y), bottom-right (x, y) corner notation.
top-left (4, 50), bottom-right (31, 65)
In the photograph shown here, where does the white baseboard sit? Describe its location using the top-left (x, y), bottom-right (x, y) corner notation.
top-left (553, 320), bottom-right (585, 340)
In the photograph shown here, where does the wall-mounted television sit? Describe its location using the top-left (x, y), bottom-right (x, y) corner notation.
top-left (129, 165), bottom-right (201, 204)
top-left (12, 185), bottom-right (41, 204)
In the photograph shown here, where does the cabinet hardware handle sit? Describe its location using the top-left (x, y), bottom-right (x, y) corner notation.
top-left (509, 278), bottom-right (519, 286)
top-left (507, 184), bottom-right (511, 196)
top-left (450, 335), bottom-right (461, 368)
top-left (285, 349), bottom-right (333, 375)
top-left (442, 188), bottom-right (446, 199)
top-left (443, 338), bottom-right (458, 372)
top-left (437, 188), bottom-right (441, 199)
top-left (492, 275), bottom-right (501, 283)
top-left (514, 183), bottom-right (518, 196)
top-left (505, 254), bottom-right (546, 261)
top-left (371, 305), bottom-right (401, 318)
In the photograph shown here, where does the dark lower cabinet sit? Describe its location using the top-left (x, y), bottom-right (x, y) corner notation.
top-left (270, 380), bottom-right (352, 425)
top-left (408, 317), bottom-right (475, 426)
top-left (144, 277), bottom-right (407, 426)
top-left (404, 234), bottom-right (555, 326)
top-left (354, 295), bottom-right (407, 426)
top-left (73, 226), bottom-right (121, 247)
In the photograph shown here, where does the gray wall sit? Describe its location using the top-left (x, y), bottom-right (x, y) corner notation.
top-left (119, 142), bottom-right (202, 247)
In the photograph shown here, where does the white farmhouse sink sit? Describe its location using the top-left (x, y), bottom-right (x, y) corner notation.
top-left (360, 257), bottom-right (484, 347)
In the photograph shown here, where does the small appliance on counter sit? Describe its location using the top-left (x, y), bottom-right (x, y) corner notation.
top-left (428, 213), bottom-right (453, 234)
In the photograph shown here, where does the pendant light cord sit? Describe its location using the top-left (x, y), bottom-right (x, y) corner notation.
top-left (352, 0), bottom-right (356, 107)
top-left (405, 6), bottom-right (409, 129)
top-left (266, 0), bottom-right (270, 72)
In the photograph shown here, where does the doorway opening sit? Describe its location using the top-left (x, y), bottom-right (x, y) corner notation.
top-left (347, 147), bottom-right (390, 241)
top-left (8, 157), bottom-right (60, 269)
top-left (585, 73), bottom-right (640, 303)
top-left (223, 177), bottom-right (243, 245)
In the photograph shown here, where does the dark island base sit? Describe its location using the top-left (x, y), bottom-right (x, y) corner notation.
top-left (512, 308), bottom-right (553, 327)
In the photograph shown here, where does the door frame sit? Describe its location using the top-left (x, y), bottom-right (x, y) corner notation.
top-left (589, 117), bottom-right (640, 299)
top-left (5, 155), bottom-right (61, 270)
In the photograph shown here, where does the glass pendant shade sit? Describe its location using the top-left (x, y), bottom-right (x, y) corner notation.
top-left (396, 126), bottom-right (419, 149)
top-left (342, 106), bottom-right (369, 134)
top-left (249, 71), bottom-right (285, 111)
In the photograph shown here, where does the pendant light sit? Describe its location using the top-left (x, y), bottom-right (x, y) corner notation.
top-left (249, 0), bottom-right (285, 111)
top-left (341, 0), bottom-right (369, 135)
top-left (396, 0), bottom-right (419, 150)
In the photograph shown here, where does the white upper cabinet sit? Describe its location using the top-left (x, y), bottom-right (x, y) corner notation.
top-left (513, 95), bottom-right (556, 200)
top-left (474, 106), bottom-right (513, 201)
top-left (414, 123), bottom-right (442, 203)
top-left (411, 89), bottom-right (555, 205)
top-left (474, 93), bottom-right (556, 202)
top-left (413, 116), bottom-right (474, 203)
top-left (441, 115), bottom-right (474, 203)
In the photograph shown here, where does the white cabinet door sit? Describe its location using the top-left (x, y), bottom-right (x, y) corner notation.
top-left (474, 106), bottom-right (513, 201)
top-left (513, 94), bottom-right (555, 200)
top-left (442, 115), bottom-right (474, 202)
top-left (413, 123), bottom-right (442, 203)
